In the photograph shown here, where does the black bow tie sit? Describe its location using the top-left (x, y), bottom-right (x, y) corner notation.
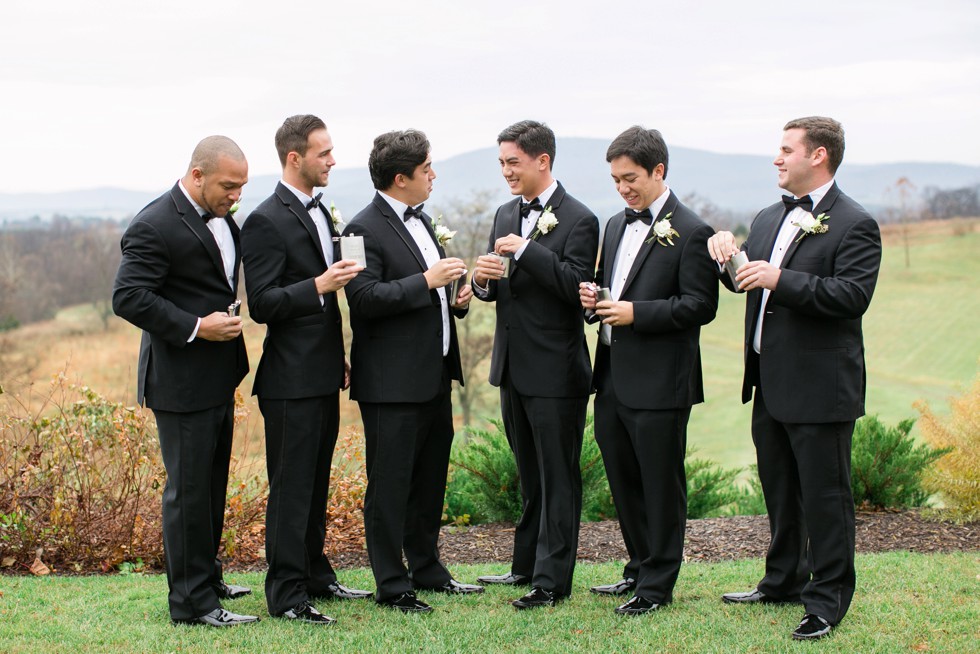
top-left (306, 192), bottom-right (323, 211)
top-left (625, 208), bottom-right (653, 225)
top-left (519, 198), bottom-right (543, 219)
top-left (781, 194), bottom-right (813, 213)
top-left (403, 204), bottom-right (424, 222)
top-left (201, 212), bottom-right (215, 223)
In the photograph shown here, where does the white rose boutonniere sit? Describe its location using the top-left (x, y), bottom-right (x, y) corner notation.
top-left (228, 199), bottom-right (242, 216)
top-left (529, 206), bottom-right (558, 240)
top-left (792, 212), bottom-right (829, 242)
top-left (645, 212), bottom-right (679, 246)
top-left (431, 214), bottom-right (457, 247)
top-left (329, 201), bottom-right (345, 229)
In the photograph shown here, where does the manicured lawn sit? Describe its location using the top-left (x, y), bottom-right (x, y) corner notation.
top-left (1, 552), bottom-right (977, 653)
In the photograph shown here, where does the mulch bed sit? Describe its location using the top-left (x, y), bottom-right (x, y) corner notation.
top-left (326, 510), bottom-right (979, 570)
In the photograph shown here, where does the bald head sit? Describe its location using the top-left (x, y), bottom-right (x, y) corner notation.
top-left (187, 135), bottom-right (247, 175)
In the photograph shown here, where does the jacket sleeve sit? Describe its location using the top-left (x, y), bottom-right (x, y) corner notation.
top-left (516, 212), bottom-right (599, 305)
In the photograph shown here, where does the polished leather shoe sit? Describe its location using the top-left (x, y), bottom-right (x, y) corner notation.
top-left (512, 587), bottom-right (557, 609)
top-left (377, 591), bottom-right (433, 613)
top-left (173, 608), bottom-right (259, 627)
top-left (590, 578), bottom-right (636, 596)
top-left (614, 595), bottom-right (662, 616)
top-left (792, 613), bottom-right (832, 640)
top-left (281, 601), bottom-right (336, 625)
top-left (417, 579), bottom-right (485, 594)
top-left (721, 588), bottom-right (799, 604)
top-left (314, 582), bottom-right (373, 600)
top-left (215, 581), bottom-right (251, 600)
top-left (476, 572), bottom-right (531, 586)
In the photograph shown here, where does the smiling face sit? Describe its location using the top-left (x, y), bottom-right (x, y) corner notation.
top-left (397, 154), bottom-right (436, 206)
top-left (191, 154), bottom-right (248, 217)
top-left (295, 127), bottom-right (335, 193)
top-left (498, 140), bottom-right (551, 200)
top-left (609, 155), bottom-right (664, 211)
top-left (774, 127), bottom-right (824, 197)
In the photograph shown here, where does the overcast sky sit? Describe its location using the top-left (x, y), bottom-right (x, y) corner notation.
top-left (1, 0), bottom-right (977, 194)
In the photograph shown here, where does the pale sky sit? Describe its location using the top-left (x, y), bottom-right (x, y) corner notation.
top-left (1, 0), bottom-right (977, 194)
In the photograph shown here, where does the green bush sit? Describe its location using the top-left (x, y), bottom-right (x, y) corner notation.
top-left (685, 449), bottom-right (744, 519)
top-left (851, 415), bottom-right (952, 510)
top-left (725, 465), bottom-right (768, 516)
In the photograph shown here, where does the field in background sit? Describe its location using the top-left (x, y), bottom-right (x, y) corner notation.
top-left (1, 219), bottom-right (977, 470)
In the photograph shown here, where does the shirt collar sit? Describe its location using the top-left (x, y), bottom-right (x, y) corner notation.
top-left (281, 179), bottom-right (314, 208)
top-left (523, 179), bottom-right (558, 208)
top-left (177, 179), bottom-right (208, 218)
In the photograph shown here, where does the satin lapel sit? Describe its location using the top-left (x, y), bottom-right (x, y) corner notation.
top-left (419, 211), bottom-right (447, 258)
top-left (755, 204), bottom-right (788, 262)
top-left (171, 186), bottom-right (226, 282)
top-left (601, 213), bottom-right (629, 287)
top-left (277, 183), bottom-right (328, 269)
top-left (506, 199), bottom-right (524, 279)
top-left (376, 195), bottom-right (427, 272)
top-left (228, 217), bottom-right (242, 290)
top-left (622, 193), bottom-right (678, 295)
top-left (780, 183), bottom-right (841, 268)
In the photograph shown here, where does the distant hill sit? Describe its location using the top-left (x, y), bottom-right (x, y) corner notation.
top-left (3, 138), bottom-right (978, 223)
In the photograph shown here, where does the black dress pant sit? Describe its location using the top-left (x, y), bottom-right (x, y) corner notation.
top-left (500, 373), bottom-right (586, 597)
top-left (153, 401), bottom-right (235, 621)
top-left (752, 385), bottom-right (856, 625)
top-left (594, 361), bottom-right (690, 603)
top-left (260, 394), bottom-right (340, 615)
top-left (359, 384), bottom-right (455, 601)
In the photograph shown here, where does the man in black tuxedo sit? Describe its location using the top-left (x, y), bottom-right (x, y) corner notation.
top-left (579, 126), bottom-right (718, 615)
top-left (112, 136), bottom-right (257, 627)
top-left (240, 115), bottom-right (371, 626)
top-left (342, 129), bottom-right (482, 613)
top-left (471, 120), bottom-right (599, 609)
top-left (707, 116), bottom-right (881, 641)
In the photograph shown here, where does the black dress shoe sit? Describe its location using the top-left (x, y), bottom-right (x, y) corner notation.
top-left (173, 608), bottom-right (259, 627)
top-left (512, 587), bottom-right (558, 610)
top-left (590, 578), bottom-right (636, 596)
top-left (417, 579), bottom-right (485, 595)
top-left (281, 601), bottom-right (336, 625)
top-left (614, 595), bottom-right (662, 616)
top-left (721, 588), bottom-right (799, 604)
top-left (377, 591), bottom-right (433, 613)
top-left (215, 581), bottom-right (251, 600)
top-left (314, 582), bottom-right (373, 600)
top-left (476, 572), bottom-right (531, 586)
top-left (792, 613), bottom-right (833, 640)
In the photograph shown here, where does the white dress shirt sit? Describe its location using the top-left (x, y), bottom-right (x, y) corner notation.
top-left (281, 180), bottom-right (334, 306)
top-left (600, 186), bottom-right (671, 345)
top-left (515, 179), bottom-right (558, 259)
top-left (380, 192), bottom-right (450, 356)
top-left (752, 178), bottom-right (835, 353)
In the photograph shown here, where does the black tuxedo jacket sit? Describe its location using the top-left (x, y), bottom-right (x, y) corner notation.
top-left (342, 193), bottom-right (466, 403)
top-left (591, 192), bottom-right (718, 409)
top-left (475, 183), bottom-right (599, 397)
top-left (730, 183), bottom-right (881, 423)
top-left (112, 183), bottom-right (249, 412)
top-left (240, 182), bottom-right (346, 399)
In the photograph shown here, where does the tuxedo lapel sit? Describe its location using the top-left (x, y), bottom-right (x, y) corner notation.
top-left (170, 186), bottom-right (227, 283)
top-left (374, 194), bottom-right (428, 272)
top-left (228, 217), bottom-right (242, 290)
top-left (622, 192), bottom-right (678, 295)
top-left (601, 213), bottom-right (629, 287)
top-left (276, 183), bottom-right (328, 269)
top-left (780, 182), bottom-right (841, 268)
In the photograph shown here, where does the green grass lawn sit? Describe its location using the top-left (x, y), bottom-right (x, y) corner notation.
top-left (1, 553), bottom-right (977, 653)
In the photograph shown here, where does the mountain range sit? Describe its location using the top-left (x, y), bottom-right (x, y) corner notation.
top-left (2, 138), bottom-right (977, 224)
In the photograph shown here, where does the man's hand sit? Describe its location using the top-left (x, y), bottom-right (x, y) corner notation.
top-left (452, 283), bottom-right (473, 308)
top-left (735, 260), bottom-right (781, 291)
top-left (579, 282), bottom-right (598, 310)
top-left (197, 312), bottom-right (243, 341)
top-left (315, 259), bottom-right (364, 294)
top-left (424, 257), bottom-right (467, 289)
top-left (494, 233), bottom-right (526, 256)
top-left (707, 231), bottom-right (739, 264)
top-left (473, 254), bottom-right (506, 286)
top-left (596, 300), bottom-right (634, 327)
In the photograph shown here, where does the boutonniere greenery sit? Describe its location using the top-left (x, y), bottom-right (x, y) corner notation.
top-left (645, 212), bottom-right (679, 246)
top-left (792, 212), bottom-right (829, 242)
top-left (330, 201), bottom-right (345, 229)
top-left (431, 214), bottom-right (457, 247)
top-left (528, 206), bottom-right (558, 239)
top-left (228, 199), bottom-right (242, 216)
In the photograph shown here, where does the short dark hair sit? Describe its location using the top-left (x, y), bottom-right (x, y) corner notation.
top-left (275, 114), bottom-right (327, 167)
top-left (497, 120), bottom-right (556, 169)
top-left (368, 129), bottom-right (431, 191)
top-left (784, 116), bottom-right (845, 174)
top-left (605, 126), bottom-right (669, 179)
